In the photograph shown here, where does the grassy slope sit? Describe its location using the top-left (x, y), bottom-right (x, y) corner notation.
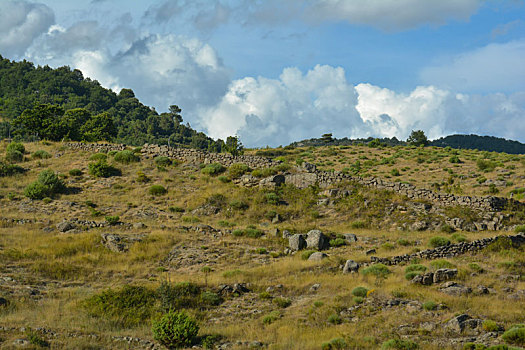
top-left (0, 141), bottom-right (524, 349)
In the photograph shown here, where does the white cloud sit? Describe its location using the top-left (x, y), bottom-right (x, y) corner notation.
top-left (200, 65), bottom-right (525, 146)
top-left (420, 40), bottom-right (525, 93)
top-left (0, 0), bottom-right (55, 58)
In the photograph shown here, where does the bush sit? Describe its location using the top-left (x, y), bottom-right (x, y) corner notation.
top-left (169, 206), bottom-right (185, 213)
top-left (83, 285), bottom-right (156, 327)
top-left (486, 236), bottom-right (516, 252)
top-left (452, 233), bottom-right (468, 243)
top-left (449, 156), bottom-right (461, 163)
top-left (69, 168), bottom-right (82, 176)
top-left (429, 236), bottom-right (451, 248)
top-left (322, 338), bottom-right (347, 350)
top-left (244, 228), bottom-right (264, 238)
top-left (218, 175), bottom-right (230, 183)
top-left (227, 163), bottom-right (251, 179)
top-left (404, 264), bottom-right (427, 280)
top-left (114, 150), bottom-right (139, 164)
top-left (422, 301), bottom-right (437, 311)
top-left (6, 142), bottom-right (25, 154)
top-left (353, 296), bottom-right (364, 304)
top-left (273, 297), bottom-right (291, 308)
top-left (32, 150), bottom-right (51, 159)
top-left (5, 149), bottom-right (23, 163)
top-left (441, 224), bottom-right (456, 233)
top-left (381, 338), bottom-right (419, 350)
top-left (265, 192), bottom-right (280, 205)
top-left (24, 181), bottom-right (50, 200)
top-left (89, 153), bottom-right (107, 161)
top-left (515, 225), bottom-right (525, 233)
top-left (350, 220), bottom-right (365, 229)
top-left (262, 311), bottom-right (280, 325)
top-left (24, 169), bottom-right (65, 200)
top-left (463, 343), bottom-right (487, 350)
top-left (327, 313), bottom-right (342, 325)
top-left (0, 161), bottom-right (24, 177)
top-left (152, 310), bottom-right (199, 349)
top-left (482, 320), bottom-right (500, 332)
top-left (430, 259), bottom-right (456, 269)
top-left (149, 185), bottom-right (167, 196)
top-left (351, 286), bottom-right (369, 298)
top-left (330, 238), bottom-right (346, 247)
top-left (301, 250), bottom-right (316, 260)
top-left (229, 200), bottom-right (249, 210)
top-left (88, 160), bottom-right (120, 177)
top-left (105, 216), bottom-right (120, 225)
top-left (502, 325), bottom-right (525, 346)
top-left (154, 156), bottom-right (172, 167)
top-left (361, 264), bottom-right (391, 278)
top-left (201, 163), bottom-right (226, 176)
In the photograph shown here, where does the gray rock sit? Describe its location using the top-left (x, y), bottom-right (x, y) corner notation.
top-left (133, 222), bottom-right (146, 229)
top-left (366, 249), bottom-right (376, 255)
top-left (411, 272), bottom-right (434, 285)
top-left (445, 314), bottom-right (483, 334)
top-left (272, 214), bottom-right (282, 224)
top-left (342, 260), bottom-right (360, 274)
top-left (433, 268), bottom-right (458, 283)
top-left (269, 228), bottom-right (280, 237)
top-left (308, 252), bottom-right (328, 261)
top-left (56, 220), bottom-right (76, 233)
top-left (411, 221), bottom-right (428, 231)
top-left (306, 230), bottom-right (330, 250)
top-left (309, 283), bottom-right (321, 292)
top-left (343, 233), bottom-right (358, 243)
top-left (282, 230), bottom-right (291, 239)
top-left (289, 234), bottom-right (306, 251)
top-left (101, 233), bottom-right (127, 252)
top-left (440, 282), bottom-right (472, 296)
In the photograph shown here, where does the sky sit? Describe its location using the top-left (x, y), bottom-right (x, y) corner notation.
top-left (0, 0), bottom-right (524, 147)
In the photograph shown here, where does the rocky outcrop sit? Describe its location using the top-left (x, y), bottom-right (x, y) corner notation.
top-left (342, 260), bottom-right (360, 274)
top-left (289, 234), bottom-right (306, 251)
top-left (305, 230), bottom-right (330, 250)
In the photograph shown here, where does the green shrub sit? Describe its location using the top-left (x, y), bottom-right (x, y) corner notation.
top-left (154, 156), bottom-right (172, 167)
top-left (199, 291), bottom-right (222, 307)
top-left (157, 281), bottom-right (200, 311)
top-left (0, 161), bottom-right (25, 177)
top-left (422, 301), bottom-right (437, 311)
top-left (381, 338), bottom-right (419, 350)
top-left (152, 310), bottom-right (199, 349)
top-left (218, 176), bottom-right (230, 183)
top-left (24, 169), bottom-right (65, 199)
top-left (83, 285), bottom-right (155, 327)
top-left (5, 149), bottom-right (23, 163)
top-left (301, 250), bottom-right (316, 260)
top-left (69, 168), bottom-right (82, 176)
top-left (463, 343), bottom-right (487, 350)
top-left (265, 192), bottom-right (280, 205)
top-left (330, 238), bottom-right (346, 247)
top-left (228, 163), bottom-right (251, 179)
top-left (382, 242), bottom-right (395, 250)
top-left (350, 220), bottom-right (365, 229)
top-left (201, 163), bottom-right (226, 176)
top-left (259, 291), bottom-right (272, 300)
top-left (514, 225), bottom-right (525, 233)
top-left (397, 238), bottom-right (411, 246)
top-left (327, 313), bottom-right (342, 325)
top-left (262, 311), bottom-right (280, 325)
top-left (390, 168), bottom-right (400, 176)
top-left (105, 216), bottom-right (120, 225)
top-left (351, 286), bottom-right (369, 298)
top-left (114, 150), bottom-right (139, 164)
top-left (229, 200), bottom-right (249, 210)
top-left (486, 236), bottom-right (516, 252)
top-left (136, 171), bottom-right (150, 183)
top-left (451, 233), bottom-right (468, 243)
top-left (149, 185), bottom-right (167, 196)
top-left (502, 325), bottom-right (525, 346)
top-left (6, 142), bottom-right (25, 154)
top-left (449, 156), bottom-right (461, 163)
top-left (477, 159), bottom-right (497, 172)
top-left (169, 206), bottom-right (185, 213)
top-left (88, 160), bottom-right (120, 177)
top-left (430, 259), bottom-right (456, 269)
top-left (321, 337), bottom-right (347, 350)
top-left (32, 150), bottom-right (51, 159)
top-left (26, 329), bottom-right (50, 347)
top-left (441, 224), bottom-right (456, 233)
top-left (405, 264), bottom-right (427, 274)
top-left (429, 236), bottom-right (451, 248)
top-left (89, 153), bottom-right (107, 161)
top-left (361, 264), bottom-right (391, 278)
top-left (244, 228), bottom-right (263, 238)
top-left (273, 297), bottom-right (291, 308)
top-left (202, 334), bottom-right (222, 350)
top-left (405, 272), bottom-right (422, 280)
top-left (353, 296), bottom-right (364, 304)
top-left (24, 182), bottom-right (48, 200)
top-left (482, 320), bottom-right (500, 332)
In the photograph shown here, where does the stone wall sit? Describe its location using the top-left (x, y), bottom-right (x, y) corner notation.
top-left (64, 142), bottom-right (126, 153)
top-left (370, 232), bottom-right (525, 266)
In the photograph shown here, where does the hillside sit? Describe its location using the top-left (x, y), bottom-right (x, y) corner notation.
top-left (0, 140), bottom-right (524, 349)
top-left (0, 55), bottom-right (221, 150)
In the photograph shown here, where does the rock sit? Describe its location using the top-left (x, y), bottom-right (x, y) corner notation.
top-left (306, 230), bottom-right (330, 250)
top-left (56, 220), bottom-right (76, 233)
top-left (101, 233), bottom-right (127, 252)
top-left (309, 283), bottom-right (321, 292)
top-left (269, 228), bottom-right (280, 237)
top-left (475, 285), bottom-right (490, 295)
top-left (282, 230), bottom-right (291, 239)
top-left (433, 268), bottom-right (458, 283)
top-left (289, 234), bottom-right (306, 251)
top-left (439, 282), bottom-right (472, 296)
top-left (191, 205), bottom-right (220, 216)
top-left (219, 283), bottom-right (250, 296)
top-left (343, 233), bottom-right (358, 243)
top-left (272, 214), bottom-right (282, 224)
top-left (343, 260), bottom-right (360, 274)
top-left (308, 252), bottom-right (327, 261)
top-left (366, 249), bottom-right (376, 255)
top-left (411, 221), bottom-right (428, 231)
top-left (133, 222), bottom-right (146, 229)
top-left (0, 297), bottom-right (8, 307)
top-left (411, 272), bottom-right (434, 285)
top-left (445, 314), bottom-right (483, 334)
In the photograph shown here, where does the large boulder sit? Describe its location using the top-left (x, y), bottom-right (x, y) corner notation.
top-left (306, 230), bottom-right (330, 250)
top-left (411, 272), bottom-right (434, 286)
top-left (433, 268), bottom-right (458, 283)
top-left (289, 234), bottom-right (306, 251)
top-left (343, 234), bottom-right (358, 243)
top-left (342, 260), bottom-right (360, 274)
top-left (308, 252), bottom-right (328, 261)
top-left (439, 282), bottom-right (472, 296)
top-left (445, 314), bottom-right (483, 334)
top-left (56, 220), bottom-right (76, 233)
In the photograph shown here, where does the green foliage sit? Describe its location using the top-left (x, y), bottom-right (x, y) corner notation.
top-left (265, 192), bottom-right (280, 205)
top-left (301, 250), bottom-right (316, 260)
top-left (24, 169), bottom-right (65, 199)
top-left (154, 156), bottom-right (172, 167)
top-left (429, 236), bottom-right (451, 248)
top-left (201, 163), bottom-right (226, 176)
top-left (113, 150), bottom-right (139, 164)
top-left (151, 310), bottom-right (199, 349)
top-left (273, 297), bottom-right (291, 308)
top-left (69, 168), bottom-right (82, 176)
top-left (262, 311), bottom-right (280, 325)
top-left (105, 216), bottom-right (120, 225)
top-left (477, 159), bottom-right (497, 172)
top-left (463, 343), bottom-right (487, 350)
top-left (327, 313), bottom-right (342, 325)
top-left (0, 161), bottom-right (24, 177)
top-left (330, 238), bottom-right (346, 247)
top-left (381, 338), bottom-right (419, 350)
top-left (26, 329), bottom-right (50, 348)
top-left (350, 220), bottom-right (366, 229)
top-left (486, 236), bottom-right (516, 252)
top-left (361, 264), bottom-right (391, 278)
top-left (149, 185), bottom-right (168, 196)
top-left (322, 338), bottom-right (347, 350)
top-left (430, 259), bottom-right (456, 269)
top-left (502, 325), bottom-right (525, 346)
top-left (390, 168), bottom-right (401, 176)
top-left (404, 264), bottom-right (427, 280)
top-left (451, 233), bottom-right (468, 243)
top-left (482, 320), bottom-right (500, 332)
top-left (449, 155), bottom-right (462, 163)
top-left (88, 160), bottom-right (121, 177)
top-left (6, 142), bottom-right (25, 154)
top-left (351, 286), bottom-right (369, 298)
top-left (422, 301), bottom-right (437, 311)
top-left (515, 225), bottom-right (525, 233)
top-left (441, 224), bottom-right (456, 233)
top-left (5, 149), bottom-right (23, 163)
top-left (136, 171), bottom-right (149, 183)
top-left (397, 238), bottom-right (411, 246)
top-left (83, 285), bottom-right (156, 327)
top-left (407, 130), bottom-right (428, 147)
top-left (169, 206), bottom-right (185, 213)
top-left (224, 136), bottom-right (244, 156)
top-left (227, 163), bottom-right (251, 179)
top-left (31, 150), bottom-right (51, 159)
top-left (89, 153), bottom-right (107, 161)
top-left (229, 200), bottom-right (249, 210)
top-left (218, 176), bottom-right (230, 183)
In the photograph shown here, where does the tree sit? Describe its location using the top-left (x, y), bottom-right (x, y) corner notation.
top-left (407, 130), bottom-right (429, 146)
top-left (225, 136), bottom-right (244, 156)
top-left (321, 133), bottom-right (333, 143)
top-left (81, 112), bottom-right (117, 142)
top-left (169, 105), bottom-right (183, 124)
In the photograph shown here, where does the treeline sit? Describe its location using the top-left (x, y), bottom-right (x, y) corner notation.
top-left (0, 55), bottom-right (235, 152)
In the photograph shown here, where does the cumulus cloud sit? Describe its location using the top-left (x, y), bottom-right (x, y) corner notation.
top-left (420, 40), bottom-right (525, 93)
top-left (200, 65), bottom-right (525, 146)
top-left (0, 0), bottom-right (55, 58)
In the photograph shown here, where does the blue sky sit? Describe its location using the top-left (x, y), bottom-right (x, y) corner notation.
top-left (1, 0), bottom-right (524, 146)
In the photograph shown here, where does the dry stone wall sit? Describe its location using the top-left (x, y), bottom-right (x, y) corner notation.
top-left (64, 142), bottom-right (126, 153)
